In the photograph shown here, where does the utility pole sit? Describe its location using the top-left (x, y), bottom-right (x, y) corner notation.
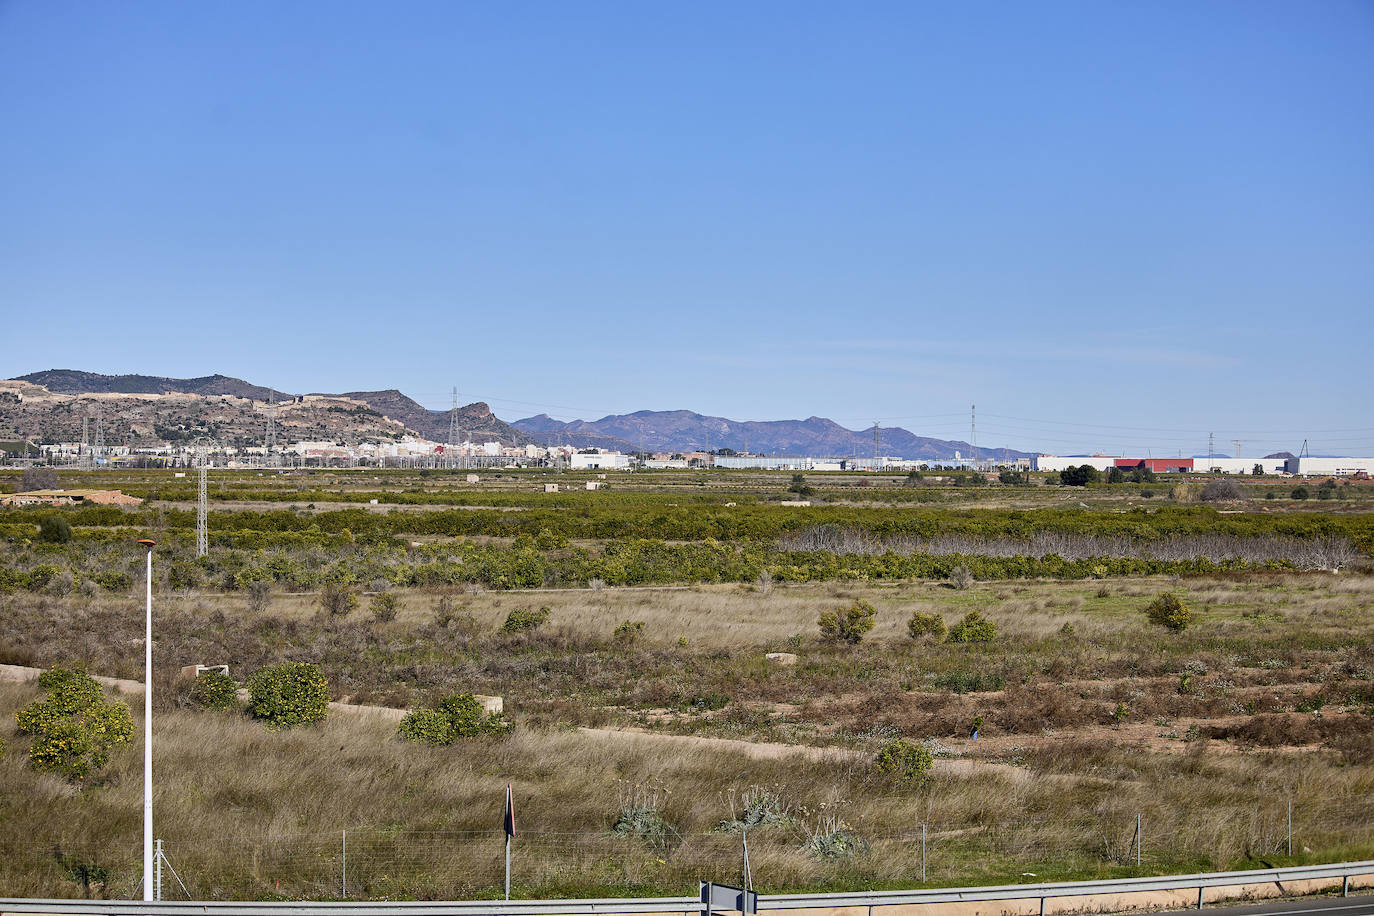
top-left (80, 416), bottom-right (91, 470)
top-left (1232, 440), bottom-right (1242, 460)
top-left (195, 441), bottom-right (209, 558)
top-left (873, 421), bottom-right (880, 464)
top-left (137, 538), bottom-right (156, 902)
top-left (1208, 432), bottom-right (1214, 465)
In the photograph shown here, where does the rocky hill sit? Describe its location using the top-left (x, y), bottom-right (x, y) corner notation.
top-left (335, 390), bottom-right (536, 446)
top-left (2, 372), bottom-right (535, 448)
top-left (514, 410), bottom-right (1032, 460)
top-left (15, 369), bottom-right (282, 401)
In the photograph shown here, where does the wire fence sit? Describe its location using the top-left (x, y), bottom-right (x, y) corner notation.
top-left (2, 803), bottom-right (1370, 902)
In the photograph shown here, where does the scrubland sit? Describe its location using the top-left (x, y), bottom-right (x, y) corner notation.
top-left (0, 468), bottom-right (1371, 899)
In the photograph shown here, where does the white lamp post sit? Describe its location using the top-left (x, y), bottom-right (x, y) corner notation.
top-left (138, 538), bottom-right (156, 901)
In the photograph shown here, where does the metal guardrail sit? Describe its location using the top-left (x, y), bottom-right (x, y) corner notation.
top-left (2, 860), bottom-right (1370, 916)
top-left (762, 860), bottom-right (1374, 909)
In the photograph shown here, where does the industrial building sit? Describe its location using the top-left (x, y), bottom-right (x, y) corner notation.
top-left (569, 451), bottom-right (632, 470)
top-left (1285, 457), bottom-right (1374, 477)
top-left (1034, 455), bottom-right (1373, 477)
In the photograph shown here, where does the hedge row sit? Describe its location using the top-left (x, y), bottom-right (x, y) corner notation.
top-left (8, 503), bottom-right (1374, 551)
top-left (0, 538), bottom-right (1287, 593)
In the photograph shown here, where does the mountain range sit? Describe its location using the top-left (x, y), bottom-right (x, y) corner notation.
top-left (7, 369), bottom-right (1032, 458)
top-left (514, 410), bottom-right (1032, 459)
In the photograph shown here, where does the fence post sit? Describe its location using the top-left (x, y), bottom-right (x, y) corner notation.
top-left (341, 829), bottom-right (347, 899)
top-left (1197, 886), bottom-right (1204, 909)
top-left (1136, 814), bottom-right (1142, 867)
top-left (1286, 799), bottom-right (1292, 857)
top-left (1343, 875), bottom-right (1349, 898)
top-left (155, 838), bottom-right (163, 901)
top-left (742, 830), bottom-right (752, 891)
top-left (921, 823), bottom-right (927, 883)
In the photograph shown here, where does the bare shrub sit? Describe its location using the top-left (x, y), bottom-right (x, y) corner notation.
top-left (21, 467), bottom-right (59, 491)
top-left (755, 569), bottom-right (773, 595)
top-left (1200, 478), bottom-right (1244, 502)
top-left (246, 580), bottom-right (271, 614)
top-left (320, 582), bottom-right (359, 617)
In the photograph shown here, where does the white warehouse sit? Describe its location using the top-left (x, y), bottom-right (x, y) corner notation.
top-left (1285, 457), bottom-right (1374, 477)
top-left (569, 451), bottom-right (632, 470)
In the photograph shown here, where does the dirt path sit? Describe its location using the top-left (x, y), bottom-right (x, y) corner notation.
top-left (575, 725), bottom-right (1054, 782)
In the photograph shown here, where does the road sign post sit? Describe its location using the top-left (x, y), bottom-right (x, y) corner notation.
top-left (700, 881), bottom-right (758, 916)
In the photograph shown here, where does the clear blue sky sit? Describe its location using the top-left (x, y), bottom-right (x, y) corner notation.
top-left (3, 1), bottom-right (1371, 456)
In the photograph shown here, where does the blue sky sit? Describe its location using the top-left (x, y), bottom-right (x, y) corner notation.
top-left (2, 1), bottom-right (1371, 456)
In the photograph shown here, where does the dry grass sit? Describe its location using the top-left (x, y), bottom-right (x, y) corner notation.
top-left (0, 572), bottom-right (1371, 898)
top-left (1, 679), bottom-right (1371, 901)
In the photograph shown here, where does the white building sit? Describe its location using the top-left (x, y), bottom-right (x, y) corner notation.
top-left (713, 456), bottom-right (812, 470)
top-left (1033, 455), bottom-right (1119, 472)
top-left (1285, 457), bottom-right (1374, 477)
top-left (1196, 458), bottom-right (1287, 475)
top-left (570, 451), bottom-right (632, 470)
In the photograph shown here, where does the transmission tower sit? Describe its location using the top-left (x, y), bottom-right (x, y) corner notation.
top-left (873, 421), bottom-right (880, 464)
top-left (1208, 432), bottom-right (1215, 464)
top-left (970, 404), bottom-right (977, 467)
top-left (1232, 440), bottom-right (1242, 460)
top-left (264, 393), bottom-right (277, 464)
top-left (93, 403), bottom-right (105, 465)
top-left (80, 416), bottom-right (92, 471)
top-left (447, 386), bottom-right (461, 469)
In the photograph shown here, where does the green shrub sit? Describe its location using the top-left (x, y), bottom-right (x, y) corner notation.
top-left (874, 739), bottom-right (933, 783)
top-left (369, 591), bottom-right (399, 623)
top-left (167, 560), bottom-right (202, 590)
top-left (1291, 486), bottom-right (1309, 500)
top-left (805, 821), bottom-right (865, 860)
top-left (501, 605), bottom-right (550, 633)
top-left (613, 619), bottom-right (645, 642)
top-left (94, 570), bottom-right (132, 593)
top-left (716, 787), bottom-right (793, 832)
top-left (907, 611), bottom-right (947, 640)
top-left (15, 665), bottom-right (134, 780)
top-left (1145, 593), bottom-right (1192, 632)
top-left (247, 663), bottom-right (329, 730)
top-left (949, 565), bottom-right (974, 589)
top-left (26, 564), bottom-right (60, 592)
top-left (38, 515), bottom-right (72, 544)
top-left (818, 599), bottom-right (876, 644)
top-left (189, 670), bottom-right (239, 710)
top-left (1060, 465), bottom-right (1101, 486)
top-left (398, 693), bottom-right (512, 745)
top-left (947, 610), bottom-right (997, 643)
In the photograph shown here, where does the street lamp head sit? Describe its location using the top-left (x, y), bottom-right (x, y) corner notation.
top-left (137, 538), bottom-right (156, 548)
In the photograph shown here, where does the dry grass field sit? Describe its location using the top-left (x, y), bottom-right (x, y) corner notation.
top-left (0, 467), bottom-right (1371, 900)
top-left (1, 573), bottom-right (1371, 899)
